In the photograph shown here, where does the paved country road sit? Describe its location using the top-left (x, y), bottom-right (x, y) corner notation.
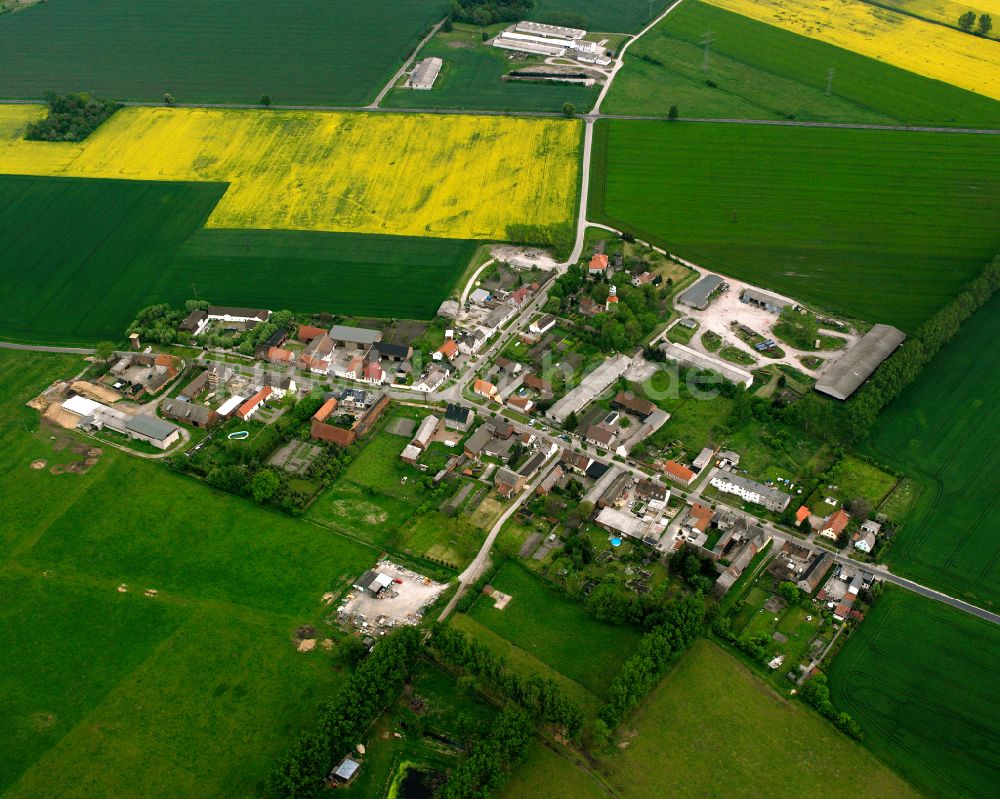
top-left (0, 341), bottom-right (94, 354)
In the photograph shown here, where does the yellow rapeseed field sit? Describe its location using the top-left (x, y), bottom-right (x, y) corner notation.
top-left (877, 0), bottom-right (1000, 28)
top-left (704, 0), bottom-right (1000, 101)
top-left (0, 106), bottom-right (581, 240)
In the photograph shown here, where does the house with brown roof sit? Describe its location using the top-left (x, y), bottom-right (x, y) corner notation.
top-left (585, 424), bottom-right (616, 450)
top-left (268, 347), bottom-right (294, 365)
top-left (179, 370), bottom-right (210, 401)
top-left (297, 324), bottom-right (327, 343)
top-left (684, 503), bottom-right (714, 534)
top-left (507, 395), bottom-right (535, 412)
top-left (161, 397), bottom-right (219, 429)
top-left (310, 420), bottom-right (356, 446)
top-left (494, 467), bottom-right (526, 498)
top-left (662, 460), bottom-right (696, 486)
top-left (579, 296), bottom-right (600, 317)
top-left (818, 508), bottom-right (851, 540)
top-left (299, 334), bottom-right (334, 374)
top-left (178, 309), bottom-right (209, 336)
top-left (522, 373), bottom-right (552, 397)
top-left (536, 465), bottom-right (564, 495)
top-left (560, 449), bottom-right (592, 475)
top-left (613, 391), bottom-right (656, 420)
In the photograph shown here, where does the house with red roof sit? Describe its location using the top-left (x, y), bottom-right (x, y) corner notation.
top-left (818, 508), bottom-right (851, 540)
top-left (237, 387), bottom-right (272, 420)
top-left (662, 460), bottom-right (696, 486)
top-left (795, 505), bottom-right (811, 526)
top-left (588, 253), bottom-right (609, 276)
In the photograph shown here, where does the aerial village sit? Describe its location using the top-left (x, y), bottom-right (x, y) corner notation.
top-left (27, 231), bottom-right (904, 683)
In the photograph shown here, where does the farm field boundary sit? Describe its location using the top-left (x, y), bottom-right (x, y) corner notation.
top-left (507, 639), bottom-right (922, 798)
top-left (703, 0), bottom-right (1000, 101)
top-left (0, 105), bottom-right (581, 244)
top-left (604, 1), bottom-right (1000, 127)
top-left (0, 0), bottom-right (447, 106)
top-left (589, 119), bottom-right (1000, 331)
top-left (829, 587), bottom-right (1000, 799)
top-left (870, 293), bottom-right (1000, 607)
top-left (0, 174), bottom-right (478, 344)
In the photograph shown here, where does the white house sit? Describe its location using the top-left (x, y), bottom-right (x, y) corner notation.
top-left (529, 313), bottom-right (556, 335)
top-left (710, 474), bottom-right (791, 512)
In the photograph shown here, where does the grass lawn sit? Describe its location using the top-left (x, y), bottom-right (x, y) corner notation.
top-left (0, 175), bottom-right (479, 344)
top-left (591, 120), bottom-right (1000, 331)
top-left (307, 421), bottom-right (490, 568)
top-left (825, 455), bottom-right (898, 509)
top-left (383, 23), bottom-right (597, 113)
top-left (500, 742), bottom-right (608, 799)
top-left (594, 639), bottom-right (921, 798)
top-left (829, 587), bottom-right (1000, 799)
top-left (871, 293), bottom-right (1000, 607)
top-left (604, 1), bottom-right (1000, 126)
top-left (0, 350), bottom-right (381, 796)
top-left (465, 562), bottom-right (641, 697)
top-left (0, 0), bottom-right (447, 106)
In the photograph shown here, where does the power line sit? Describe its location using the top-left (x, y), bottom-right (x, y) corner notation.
top-left (825, 67), bottom-right (835, 96)
top-left (700, 32), bottom-right (716, 73)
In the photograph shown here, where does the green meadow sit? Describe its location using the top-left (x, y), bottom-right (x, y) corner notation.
top-left (0, 349), bottom-right (378, 797)
top-left (464, 562), bottom-right (642, 696)
top-left (590, 120), bottom-right (1000, 330)
top-left (604, 1), bottom-right (1000, 126)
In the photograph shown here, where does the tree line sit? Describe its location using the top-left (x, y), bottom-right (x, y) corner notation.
top-left (958, 11), bottom-right (992, 37)
top-left (450, 0), bottom-right (532, 26)
top-left (595, 595), bottom-right (704, 734)
top-left (841, 254), bottom-right (1000, 441)
top-left (269, 628), bottom-right (422, 798)
top-left (428, 624), bottom-right (585, 740)
top-left (438, 706), bottom-right (534, 799)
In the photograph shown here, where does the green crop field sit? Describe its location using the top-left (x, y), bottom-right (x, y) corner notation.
top-left (604, 1), bottom-right (1000, 126)
top-left (829, 588), bottom-right (1000, 799)
top-left (464, 562), bottom-right (641, 696)
top-left (0, 0), bottom-right (446, 105)
top-left (383, 23), bottom-right (597, 113)
top-left (0, 349), bottom-right (379, 796)
top-left (505, 640), bottom-right (920, 798)
top-left (871, 294), bottom-right (1000, 607)
top-left (529, 0), bottom-right (671, 32)
top-left (0, 175), bottom-right (476, 344)
top-left (590, 121), bottom-right (1000, 330)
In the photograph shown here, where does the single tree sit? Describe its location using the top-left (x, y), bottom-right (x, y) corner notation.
top-left (668, 104), bottom-right (679, 120)
top-left (562, 102), bottom-right (576, 118)
top-left (958, 10), bottom-right (976, 31)
top-left (94, 340), bottom-right (116, 362)
top-left (162, 92), bottom-right (175, 105)
top-left (259, 94), bottom-right (271, 106)
top-left (977, 13), bottom-right (993, 36)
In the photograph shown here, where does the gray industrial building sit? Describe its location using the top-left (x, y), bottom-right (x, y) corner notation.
top-left (740, 288), bottom-right (793, 314)
top-left (815, 324), bottom-right (906, 400)
top-left (678, 274), bottom-right (725, 310)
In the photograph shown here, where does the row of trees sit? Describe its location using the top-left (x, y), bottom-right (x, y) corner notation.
top-left (428, 624), bottom-right (585, 739)
top-left (799, 673), bottom-right (864, 740)
top-left (841, 255), bottom-right (1000, 441)
top-left (450, 0), bottom-right (532, 26)
top-left (438, 706), bottom-right (534, 799)
top-left (958, 11), bottom-right (992, 36)
top-left (597, 595), bottom-right (704, 732)
top-left (25, 91), bottom-right (121, 142)
top-left (269, 628), bottom-right (422, 798)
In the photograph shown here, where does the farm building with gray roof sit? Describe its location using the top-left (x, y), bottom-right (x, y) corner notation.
top-left (815, 324), bottom-right (906, 400)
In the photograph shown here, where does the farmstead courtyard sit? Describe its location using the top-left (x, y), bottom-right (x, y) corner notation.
top-left (0, 106), bottom-right (581, 241)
